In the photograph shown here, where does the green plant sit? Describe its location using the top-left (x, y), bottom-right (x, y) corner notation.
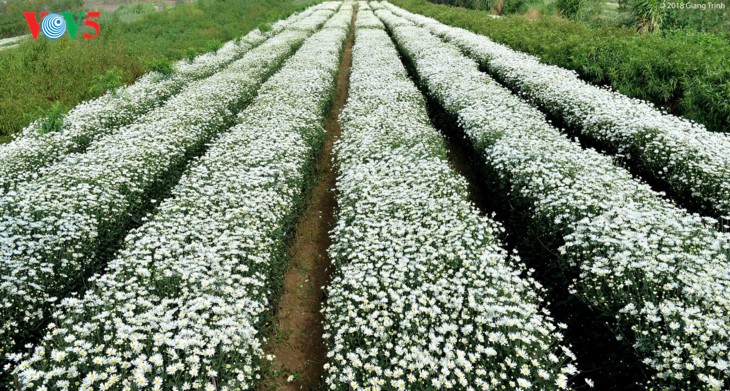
top-left (146, 58), bottom-right (175, 77)
top-left (556, 0), bottom-right (586, 18)
top-left (37, 101), bottom-right (67, 134)
top-left (205, 39), bottom-right (224, 53)
top-left (629, 0), bottom-right (666, 31)
top-left (185, 47), bottom-right (199, 62)
top-left (258, 22), bottom-right (274, 32)
top-left (88, 67), bottom-right (125, 96)
top-left (503, 0), bottom-right (533, 13)
top-left (429, 0), bottom-right (538, 14)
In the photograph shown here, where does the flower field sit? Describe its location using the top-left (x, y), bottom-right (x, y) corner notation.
top-left (9, 5), bottom-right (351, 389)
top-left (323, 7), bottom-right (576, 389)
top-left (0, 0), bottom-right (341, 368)
top-left (0, 28), bottom-right (261, 194)
top-left (375, 3), bottom-right (730, 389)
top-left (0, 1), bottom-right (728, 390)
top-left (381, 2), bottom-right (730, 223)
top-left (0, 4), bottom-right (343, 195)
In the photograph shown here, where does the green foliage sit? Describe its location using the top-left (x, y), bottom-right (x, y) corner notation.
top-left (502, 0), bottom-right (535, 14)
top-left (145, 57), bottom-right (175, 76)
top-left (0, 0), bottom-right (320, 142)
top-left (37, 101), bottom-right (67, 134)
top-left (556, 0), bottom-right (586, 18)
top-left (627, 0), bottom-right (665, 31)
top-left (0, 0), bottom-right (85, 38)
top-left (618, 0), bottom-right (730, 33)
top-left (554, 0), bottom-right (604, 19)
top-left (258, 21), bottom-right (274, 32)
top-left (393, 0), bottom-right (730, 133)
top-left (205, 38), bottom-right (223, 53)
top-left (101, 2), bottom-right (159, 24)
top-left (430, 0), bottom-right (538, 15)
top-left (185, 46), bottom-right (199, 61)
top-left (89, 67), bottom-right (124, 95)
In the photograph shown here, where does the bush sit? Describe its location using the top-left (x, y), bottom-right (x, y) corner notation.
top-left (88, 67), bottom-right (125, 96)
top-left (393, 0), bottom-right (730, 133)
top-left (37, 101), bottom-right (67, 134)
top-left (145, 58), bottom-right (175, 76)
top-left (556, 0), bottom-right (586, 18)
top-left (627, 0), bottom-right (666, 31)
top-left (430, 0), bottom-right (538, 14)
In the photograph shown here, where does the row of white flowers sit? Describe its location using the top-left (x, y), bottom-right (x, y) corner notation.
top-left (0, 2), bottom-right (341, 196)
top-left (271, 1), bottom-right (342, 33)
top-left (9, 4), bottom-right (352, 390)
top-left (354, 3), bottom-right (384, 28)
top-left (0, 6), bottom-right (340, 365)
top-left (374, 6), bottom-right (730, 390)
top-left (323, 10), bottom-right (577, 390)
top-left (382, 1), bottom-right (730, 222)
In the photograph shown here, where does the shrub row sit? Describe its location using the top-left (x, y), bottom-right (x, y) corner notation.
top-left (384, 2), bottom-right (730, 223)
top-left (0, 4), bottom-right (340, 365)
top-left (8, 4), bottom-right (352, 389)
top-left (376, 6), bottom-right (730, 389)
top-left (323, 7), bottom-right (577, 390)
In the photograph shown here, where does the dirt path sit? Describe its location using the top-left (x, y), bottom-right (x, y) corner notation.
top-left (262, 11), bottom-right (355, 391)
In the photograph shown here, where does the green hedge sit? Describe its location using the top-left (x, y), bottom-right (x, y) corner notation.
top-left (0, 0), bottom-right (320, 143)
top-left (392, 0), bottom-right (730, 133)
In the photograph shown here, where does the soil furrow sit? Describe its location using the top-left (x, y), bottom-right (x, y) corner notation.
top-left (262, 10), bottom-right (356, 391)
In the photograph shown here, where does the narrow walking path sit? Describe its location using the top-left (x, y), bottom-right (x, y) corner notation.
top-left (262, 10), bottom-right (356, 391)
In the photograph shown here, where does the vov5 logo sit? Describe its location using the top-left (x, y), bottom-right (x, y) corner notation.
top-left (23, 12), bottom-right (101, 40)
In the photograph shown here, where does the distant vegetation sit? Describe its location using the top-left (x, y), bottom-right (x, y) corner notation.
top-left (0, 0), bottom-right (85, 38)
top-left (100, 2), bottom-right (162, 24)
top-left (396, 0), bottom-right (730, 132)
top-left (428, 0), bottom-right (729, 34)
top-left (0, 0), bottom-right (319, 143)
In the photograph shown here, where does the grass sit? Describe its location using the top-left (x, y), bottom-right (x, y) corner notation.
top-left (0, 0), bottom-right (85, 38)
top-left (100, 2), bottom-right (160, 24)
top-left (0, 0), bottom-right (321, 143)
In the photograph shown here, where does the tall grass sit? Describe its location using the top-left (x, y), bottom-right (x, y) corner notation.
top-left (0, 0), bottom-right (85, 38)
